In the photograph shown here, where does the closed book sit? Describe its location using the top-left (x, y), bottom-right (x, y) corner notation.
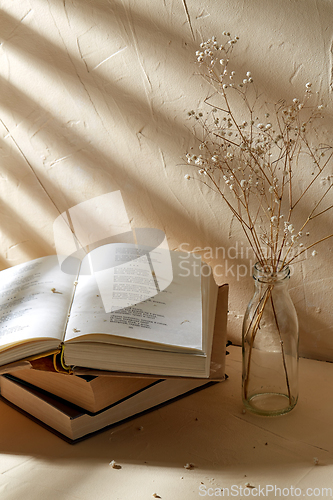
top-left (0, 374), bottom-right (216, 442)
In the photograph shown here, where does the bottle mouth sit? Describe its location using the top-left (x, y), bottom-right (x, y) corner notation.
top-left (253, 262), bottom-right (290, 283)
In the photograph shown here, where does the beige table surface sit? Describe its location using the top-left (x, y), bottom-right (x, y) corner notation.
top-left (0, 346), bottom-right (332, 500)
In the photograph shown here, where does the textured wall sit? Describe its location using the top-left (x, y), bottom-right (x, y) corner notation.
top-left (0, 0), bottom-right (332, 359)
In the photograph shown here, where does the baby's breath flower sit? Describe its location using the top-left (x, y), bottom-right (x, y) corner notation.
top-left (195, 155), bottom-right (204, 165)
top-left (185, 35), bottom-right (332, 269)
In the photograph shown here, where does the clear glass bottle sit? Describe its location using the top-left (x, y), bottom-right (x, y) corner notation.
top-left (242, 262), bottom-right (299, 416)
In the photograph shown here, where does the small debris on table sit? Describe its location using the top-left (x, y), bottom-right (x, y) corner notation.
top-left (109, 460), bottom-right (122, 469)
top-left (184, 463), bottom-right (195, 470)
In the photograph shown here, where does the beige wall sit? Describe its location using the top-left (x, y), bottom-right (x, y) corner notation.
top-left (0, 0), bottom-right (332, 359)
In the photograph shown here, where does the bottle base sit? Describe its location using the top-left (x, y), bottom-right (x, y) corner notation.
top-left (243, 392), bottom-right (297, 416)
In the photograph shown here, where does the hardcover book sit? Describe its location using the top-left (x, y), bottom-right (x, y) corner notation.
top-left (0, 373), bottom-right (217, 442)
top-left (0, 243), bottom-right (228, 378)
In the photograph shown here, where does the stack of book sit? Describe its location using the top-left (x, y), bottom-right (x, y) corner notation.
top-left (0, 244), bottom-right (228, 441)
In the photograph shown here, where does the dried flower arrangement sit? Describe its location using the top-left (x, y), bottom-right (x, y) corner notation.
top-left (183, 33), bottom-right (333, 415)
top-left (184, 33), bottom-right (332, 272)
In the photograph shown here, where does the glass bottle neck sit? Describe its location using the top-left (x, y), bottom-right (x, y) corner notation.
top-left (253, 262), bottom-right (290, 285)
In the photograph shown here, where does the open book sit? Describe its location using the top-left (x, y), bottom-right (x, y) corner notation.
top-left (0, 244), bottom-right (224, 378)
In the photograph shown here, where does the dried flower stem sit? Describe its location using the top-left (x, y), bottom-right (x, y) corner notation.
top-left (243, 285), bottom-right (272, 400)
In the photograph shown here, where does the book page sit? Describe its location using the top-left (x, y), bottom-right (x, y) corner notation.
top-left (65, 244), bottom-right (204, 352)
top-left (0, 256), bottom-right (78, 350)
